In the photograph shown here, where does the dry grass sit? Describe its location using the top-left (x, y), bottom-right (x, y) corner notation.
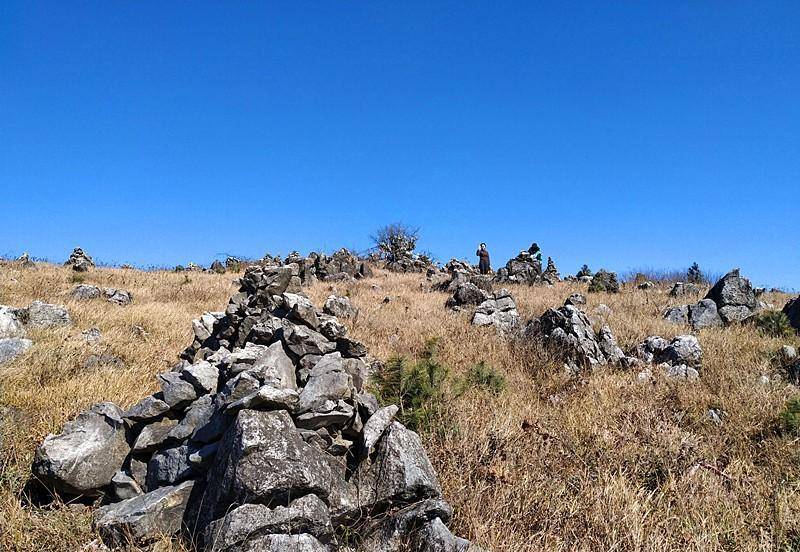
top-left (2, 263), bottom-right (799, 551)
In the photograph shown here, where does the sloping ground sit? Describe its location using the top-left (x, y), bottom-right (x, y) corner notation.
top-left (2, 263), bottom-right (799, 551)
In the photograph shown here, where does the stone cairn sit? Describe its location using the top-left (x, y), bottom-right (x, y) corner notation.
top-left (494, 244), bottom-right (543, 285)
top-left (542, 257), bottom-right (560, 285)
top-left (664, 269), bottom-right (763, 329)
top-left (31, 265), bottom-right (480, 551)
top-left (587, 269), bottom-right (619, 293)
top-left (64, 247), bottom-right (95, 272)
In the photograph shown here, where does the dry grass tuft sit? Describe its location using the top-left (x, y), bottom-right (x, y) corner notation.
top-left (2, 263), bottom-right (799, 551)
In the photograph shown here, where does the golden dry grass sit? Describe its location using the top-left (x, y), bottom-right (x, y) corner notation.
top-left (1, 263), bottom-right (799, 551)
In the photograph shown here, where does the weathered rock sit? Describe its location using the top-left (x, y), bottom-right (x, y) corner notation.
top-left (527, 304), bottom-right (614, 371)
top-left (196, 410), bottom-right (332, 527)
top-left (0, 337), bottom-right (32, 364)
top-left (24, 300), bottom-right (72, 328)
top-left (324, 295), bottom-right (358, 319)
top-left (297, 353), bottom-right (353, 414)
top-left (123, 395), bottom-right (170, 422)
top-left (82, 327), bottom-right (102, 343)
top-left (663, 305), bottom-right (689, 325)
top-left (494, 245), bottom-right (543, 285)
top-left (688, 299), bottom-right (723, 330)
top-left (705, 268), bottom-right (758, 324)
top-left (146, 445), bottom-right (194, 488)
top-left (71, 284), bottom-right (102, 300)
top-left (362, 405), bottom-right (399, 456)
top-left (354, 422), bottom-right (441, 507)
top-left (637, 281), bottom-right (655, 290)
top-left (664, 335), bottom-right (702, 366)
top-left (133, 418), bottom-right (179, 453)
top-left (93, 480), bottom-right (194, 545)
top-left (111, 471), bottom-right (143, 501)
top-left (202, 494), bottom-right (333, 551)
top-left (158, 371), bottom-right (199, 408)
top-left (32, 402), bottom-right (129, 496)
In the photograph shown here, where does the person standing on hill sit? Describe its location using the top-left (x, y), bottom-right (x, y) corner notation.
top-left (476, 243), bottom-right (491, 275)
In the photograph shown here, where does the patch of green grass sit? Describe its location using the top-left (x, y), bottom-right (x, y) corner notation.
top-left (779, 397), bottom-right (800, 435)
top-left (754, 311), bottom-right (793, 338)
top-left (457, 361), bottom-right (506, 395)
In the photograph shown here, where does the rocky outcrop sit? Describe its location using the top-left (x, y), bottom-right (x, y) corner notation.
top-left (471, 289), bottom-right (520, 334)
top-left (71, 285), bottom-right (133, 306)
top-left (665, 269), bottom-right (760, 328)
top-left (65, 247), bottom-right (95, 272)
top-left (33, 264), bottom-right (478, 550)
top-left (16, 301), bottom-right (72, 328)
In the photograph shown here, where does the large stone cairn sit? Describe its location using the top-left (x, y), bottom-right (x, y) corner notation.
top-left (64, 247), bottom-right (95, 272)
top-left (31, 265), bottom-right (479, 551)
top-left (494, 244), bottom-right (543, 285)
top-left (664, 268), bottom-right (760, 329)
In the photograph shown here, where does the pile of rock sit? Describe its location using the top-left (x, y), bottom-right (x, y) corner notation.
top-left (471, 289), bottom-right (520, 335)
top-left (0, 301), bottom-right (72, 364)
top-left (542, 257), bottom-right (560, 285)
top-left (31, 265), bottom-right (479, 550)
top-left (323, 295), bottom-right (358, 319)
top-left (209, 260), bottom-right (226, 274)
top-left (313, 248), bottom-right (373, 282)
top-left (630, 335), bottom-right (703, 380)
top-left (65, 247), bottom-right (95, 272)
top-left (494, 244), bottom-right (543, 285)
top-left (664, 269), bottom-right (761, 328)
top-left (523, 301), bottom-right (623, 373)
top-left (444, 258), bottom-right (477, 275)
top-left (71, 284), bottom-right (133, 306)
top-left (587, 270), bottom-right (619, 293)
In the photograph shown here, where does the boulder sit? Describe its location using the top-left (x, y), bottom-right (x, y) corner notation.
top-left (663, 305), bottom-right (689, 325)
top-left (93, 480), bottom-right (194, 545)
top-left (688, 299), bottom-right (723, 330)
top-left (705, 268), bottom-right (758, 324)
top-left (669, 282), bottom-right (700, 297)
top-left (527, 304), bottom-right (613, 371)
top-left (565, 293), bottom-right (586, 307)
top-left (23, 301), bottom-right (72, 328)
top-left (323, 295), bottom-right (358, 319)
top-left (32, 402), bottom-right (130, 496)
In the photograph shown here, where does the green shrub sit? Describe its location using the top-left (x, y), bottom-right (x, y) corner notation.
top-left (68, 273), bottom-right (85, 284)
top-left (779, 397), bottom-right (800, 435)
top-left (754, 311), bottom-right (793, 338)
top-left (372, 338), bottom-right (447, 431)
top-left (458, 361), bottom-right (506, 395)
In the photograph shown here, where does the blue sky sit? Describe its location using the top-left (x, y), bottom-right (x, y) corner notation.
top-left (1, 2), bottom-right (798, 288)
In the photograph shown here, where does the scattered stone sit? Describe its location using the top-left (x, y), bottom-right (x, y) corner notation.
top-left (632, 335), bottom-right (702, 379)
top-left (65, 247), bottom-right (95, 272)
top-left (71, 285), bottom-right (133, 305)
top-left (638, 281), bottom-right (655, 290)
top-left (663, 305), bottom-right (689, 325)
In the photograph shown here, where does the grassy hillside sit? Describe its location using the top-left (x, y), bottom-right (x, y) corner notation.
top-left (1, 263), bottom-right (799, 551)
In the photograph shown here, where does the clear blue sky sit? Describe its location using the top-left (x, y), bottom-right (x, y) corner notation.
top-left (2, 2), bottom-right (798, 288)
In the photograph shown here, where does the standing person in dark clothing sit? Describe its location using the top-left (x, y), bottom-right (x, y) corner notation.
top-left (476, 243), bottom-right (491, 274)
